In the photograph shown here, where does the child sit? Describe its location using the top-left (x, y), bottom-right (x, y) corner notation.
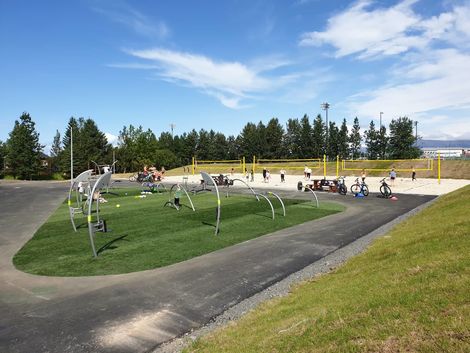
top-left (389, 167), bottom-right (397, 186)
top-left (174, 185), bottom-right (182, 207)
top-left (250, 169), bottom-right (254, 182)
top-left (280, 169), bottom-right (286, 182)
top-left (411, 167), bottom-right (416, 181)
top-left (361, 169), bottom-right (366, 183)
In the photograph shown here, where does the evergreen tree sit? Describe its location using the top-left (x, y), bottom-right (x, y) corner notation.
top-left (364, 120), bottom-right (380, 159)
top-left (285, 118), bottom-right (302, 158)
top-left (349, 117), bottom-right (362, 159)
top-left (6, 112), bottom-right (43, 179)
top-left (213, 132), bottom-right (228, 160)
top-left (327, 121), bottom-right (340, 159)
top-left (226, 135), bottom-right (239, 160)
top-left (388, 117), bottom-right (420, 159)
top-left (265, 118), bottom-right (285, 158)
top-left (338, 119), bottom-right (349, 159)
top-left (299, 114), bottom-right (314, 158)
top-left (377, 125), bottom-right (388, 159)
top-left (50, 130), bottom-right (62, 158)
top-left (312, 114), bottom-right (325, 158)
top-left (81, 118), bottom-right (110, 170)
top-left (238, 122), bottom-right (258, 160)
top-left (0, 140), bottom-right (6, 177)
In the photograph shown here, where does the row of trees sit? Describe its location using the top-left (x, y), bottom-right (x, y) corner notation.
top-left (1, 112), bottom-right (420, 179)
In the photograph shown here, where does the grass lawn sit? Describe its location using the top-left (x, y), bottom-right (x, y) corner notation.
top-left (13, 188), bottom-right (343, 276)
top-left (186, 185), bottom-right (470, 353)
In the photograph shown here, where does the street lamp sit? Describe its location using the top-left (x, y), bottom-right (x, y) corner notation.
top-left (321, 102), bottom-right (330, 159)
top-left (170, 123), bottom-right (176, 138)
top-left (415, 121), bottom-right (418, 140)
top-left (379, 112), bottom-right (383, 128)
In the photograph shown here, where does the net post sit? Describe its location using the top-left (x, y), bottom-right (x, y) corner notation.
top-left (192, 156), bottom-right (195, 175)
top-left (253, 155), bottom-right (256, 174)
top-left (323, 154), bottom-right (326, 178)
top-left (242, 156), bottom-right (246, 175)
top-left (438, 152), bottom-right (441, 184)
top-left (335, 155), bottom-right (339, 178)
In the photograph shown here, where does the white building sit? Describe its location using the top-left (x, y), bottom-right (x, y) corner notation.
top-left (422, 148), bottom-right (464, 158)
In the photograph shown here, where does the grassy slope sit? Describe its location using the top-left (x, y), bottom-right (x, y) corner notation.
top-left (187, 185), bottom-right (470, 353)
top-left (13, 189), bottom-right (342, 276)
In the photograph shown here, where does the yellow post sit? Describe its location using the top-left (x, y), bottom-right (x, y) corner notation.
top-left (192, 156), bottom-right (195, 175)
top-left (253, 155), bottom-right (256, 173)
top-left (438, 152), bottom-right (441, 184)
top-left (323, 154), bottom-right (326, 178)
top-left (242, 156), bottom-right (246, 175)
top-left (336, 155), bottom-right (339, 178)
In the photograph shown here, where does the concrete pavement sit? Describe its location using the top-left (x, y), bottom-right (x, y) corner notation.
top-left (0, 180), bottom-right (435, 353)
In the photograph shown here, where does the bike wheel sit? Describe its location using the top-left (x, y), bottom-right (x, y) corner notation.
top-left (362, 185), bottom-right (369, 196)
top-left (380, 184), bottom-right (392, 198)
top-left (129, 174), bottom-right (136, 182)
top-left (338, 184), bottom-right (347, 195)
top-left (350, 184), bottom-right (361, 195)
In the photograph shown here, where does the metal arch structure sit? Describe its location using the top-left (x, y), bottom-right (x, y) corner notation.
top-left (230, 178), bottom-right (260, 201)
top-left (201, 172), bottom-right (221, 235)
top-left (266, 191), bottom-right (286, 217)
top-left (164, 184), bottom-right (196, 211)
top-left (87, 171), bottom-right (113, 258)
top-left (306, 188), bottom-right (320, 208)
top-left (254, 193), bottom-right (275, 220)
top-left (68, 169), bottom-right (94, 231)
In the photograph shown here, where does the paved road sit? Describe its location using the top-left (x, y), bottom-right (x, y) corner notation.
top-left (0, 181), bottom-right (435, 353)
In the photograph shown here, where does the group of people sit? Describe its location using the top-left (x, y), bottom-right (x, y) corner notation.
top-left (143, 165), bottom-right (166, 182)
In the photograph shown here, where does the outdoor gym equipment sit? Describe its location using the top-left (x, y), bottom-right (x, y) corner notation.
top-left (305, 188), bottom-right (319, 208)
top-left (68, 169), bottom-right (94, 231)
top-left (254, 193), bottom-right (275, 219)
top-left (266, 191), bottom-right (286, 217)
top-left (87, 171), bottom-right (113, 257)
top-left (164, 184), bottom-right (195, 211)
top-left (201, 172), bottom-right (221, 235)
top-left (91, 160), bottom-right (118, 175)
top-left (229, 178), bottom-right (259, 201)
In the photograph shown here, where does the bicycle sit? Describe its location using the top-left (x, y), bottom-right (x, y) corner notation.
top-left (350, 177), bottom-right (369, 196)
top-left (379, 178), bottom-right (392, 198)
top-left (337, 176), bottom-right (347, 195)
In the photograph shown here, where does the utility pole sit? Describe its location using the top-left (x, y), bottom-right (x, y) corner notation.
top-left (321, 102), bottom-right (330, 160)
top-left (380, 112), bottom-right (383, 128)
top-left (170, 123), bottom-right (176, 138)
top-left (415, 121), bottom-right (418, 140)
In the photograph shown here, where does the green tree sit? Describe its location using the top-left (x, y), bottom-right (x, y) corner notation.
top-left (327, 121), bottom-right (340, 159)
top-left (299, 114), bottom-right (314, 158)
top-left (285, 118), bottom-right (302, 158)
top-left (0, 140), bottom-right (6, 177)
top-left (349, 117), bottom-right (362, 160)
top-left (312, 114), bottom-right (325, 158)
top-left (6, 112), bottom-right (43, 179)
top-left (388, 117), bottom-right (420, 159)
top-left (338, 119), bottom-right (349, 159)
top-left (238, 122), bottom-right (259, 160)
top-left (265, 118), bottom-right (285, 158)
top-left (364, 120), bottom-right (380, 159)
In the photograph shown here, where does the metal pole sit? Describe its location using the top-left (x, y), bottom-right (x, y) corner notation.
top-left (415, 121), bottom-right (418, 140)
top-left (380, 112), bottom-right (383, 128)
top-left (70, 125), bottom-right (73, 185)
top-left (321, 102), bottom-right (330, 161)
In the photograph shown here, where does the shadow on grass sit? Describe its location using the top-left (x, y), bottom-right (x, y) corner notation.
top-left (97, 234), bottom-right (129, 255)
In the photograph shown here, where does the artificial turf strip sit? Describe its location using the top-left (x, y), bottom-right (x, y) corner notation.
top-left (13, 188), bottom-right (343, 276)
top-left (185, 185), bottom-right (470, 353)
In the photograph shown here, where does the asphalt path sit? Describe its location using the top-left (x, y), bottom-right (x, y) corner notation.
top-left (0, 180), bottom-right (435, 353)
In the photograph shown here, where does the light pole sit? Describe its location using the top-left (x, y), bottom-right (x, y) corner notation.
top-left (170, 123), bottom-right (175, 138)
top-left (379, 112), bottom-right (383, 128)
top-left (415, 121), bottom-right (418, 141)
top-left (321, 102), bottom-right (330, 159)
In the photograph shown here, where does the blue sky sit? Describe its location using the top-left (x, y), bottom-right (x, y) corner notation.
top-left (1, 0), bottom-right (470, 151)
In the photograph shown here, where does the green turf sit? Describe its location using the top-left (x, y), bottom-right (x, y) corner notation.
top-left (13, 188), bottom-right (343, 276)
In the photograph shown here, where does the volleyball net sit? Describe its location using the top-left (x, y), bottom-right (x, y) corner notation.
top-left (341, 158), bottom-right (433, 172)
top-left (192, 158), bottom-right (245, 174)
top-left (255, 158), bottom-right (322, 173)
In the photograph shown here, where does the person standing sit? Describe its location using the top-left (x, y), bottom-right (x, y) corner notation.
top-left (280, 169), bottom-right (286, 182)
top-left (262, 167), bottom-right (267, 182)
top-left (361, 169), bottom-right (366, 183)
top-left (389, 167), bottom-right (397, 186)
top-left (411, 167), bottom-right (416, 181)
top-left (250, 168), bottom-right (254, 182)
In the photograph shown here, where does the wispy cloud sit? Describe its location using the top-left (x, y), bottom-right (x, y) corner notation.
top-left (93, 3), bottom-right (169, 39)
top-left (122, 48), bottom-right (298, 108)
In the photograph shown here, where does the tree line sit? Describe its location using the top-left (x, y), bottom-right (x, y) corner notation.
top-left (1, 112), bottom-right (420, 179)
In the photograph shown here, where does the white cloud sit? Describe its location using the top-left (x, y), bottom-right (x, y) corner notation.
top-left (124, 48), bottom-right (293, 108)
top-left (93, 4), bottom-right (169, 39)
top-left (105, 132), bottom-right (119, 146)
top-left (299, 0), bottom-right (424, 58)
